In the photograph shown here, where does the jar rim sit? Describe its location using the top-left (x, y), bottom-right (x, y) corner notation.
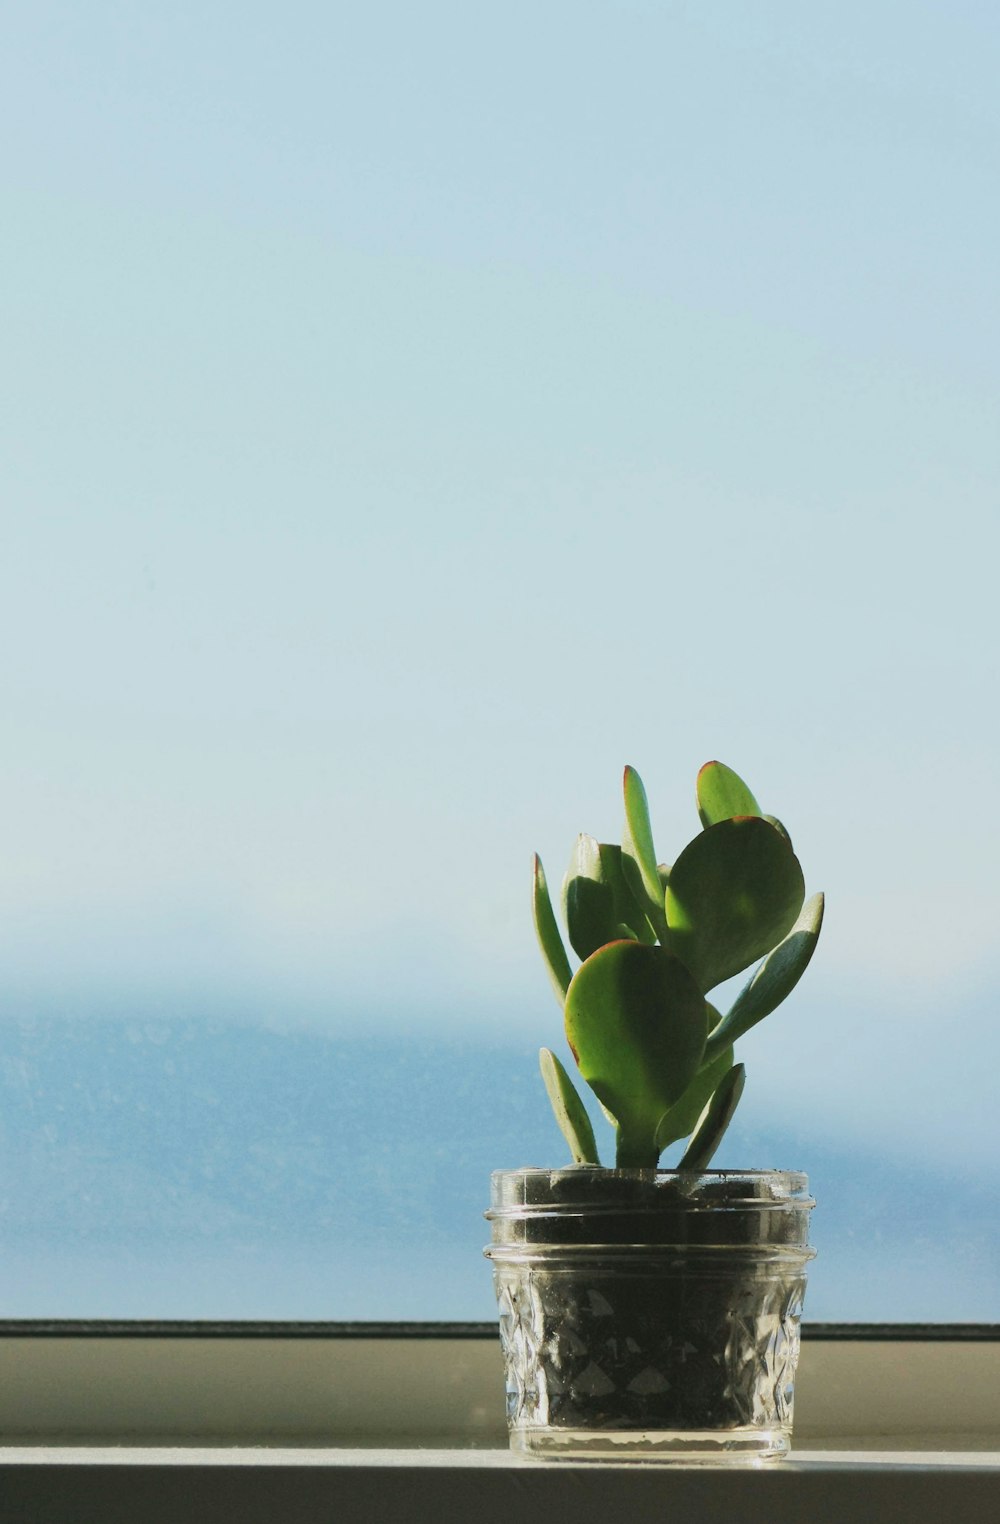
top-left (490, 1166), bottom-right (808, 1178)
top-left (487, 1167), bottom-right (815, 1237)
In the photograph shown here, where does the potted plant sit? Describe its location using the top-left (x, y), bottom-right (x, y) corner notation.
top-left (485, 761), bottom-right (824, 1461)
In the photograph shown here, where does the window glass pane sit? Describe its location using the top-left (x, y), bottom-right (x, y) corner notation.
top-left (2, 2), bottom-right (998, 1322)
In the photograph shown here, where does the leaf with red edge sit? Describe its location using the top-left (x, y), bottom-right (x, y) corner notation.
top-left (696, 760), bottom-right (761, 827)
top-left (665, 817), bottom-right (805, 992)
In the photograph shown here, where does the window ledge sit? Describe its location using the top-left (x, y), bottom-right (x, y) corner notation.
top-left (2, 1325), bottom-right (998, 1448)
top-left (2, 1445), bottom-right (998, 1524)
top-left (2, 1327), bottom-right (998, 1520)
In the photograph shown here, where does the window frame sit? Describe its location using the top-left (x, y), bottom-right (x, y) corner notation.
top-left (1, 1321), bottom-right (997, 1449)
top-left (3, 1323), bottom-right (997, 1522)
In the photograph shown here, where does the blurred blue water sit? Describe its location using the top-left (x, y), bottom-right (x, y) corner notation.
top-left (0, 1011), bottom-right (995, 1321)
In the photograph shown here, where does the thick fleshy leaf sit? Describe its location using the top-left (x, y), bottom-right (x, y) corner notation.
top-left (655, 1037), bottom-right (734, 1152)
top-left (706, 892), bottom-right (825, 1058)
top-left (563, 836), bottom-right (655, 960)
top-left (696, 760), bottom-right (761, 827)
top-left (764, 813), bottom-right (792, 846)
top-left (678, 1062), bottom-right (746, 1170)
top-left (621, 766), bottom-right (669, 941)
top-left (562, 836), bottom-right (611, 961)
top-left (610, 841), bottom-right (659, 943)
top-left (532, 854), bottom-right (572, 1007)
top-left (539, 1048), bottom-right (600, 1165)
top-left (665, 817), bottom-right (805, 992)
top-left (618, 858), bottom-right (662, 944)
top-left (565, 941), bottom-right (707, 1168)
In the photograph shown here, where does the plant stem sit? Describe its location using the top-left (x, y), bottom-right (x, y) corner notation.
top-left (615, 1128), bottom-right (659, 1169)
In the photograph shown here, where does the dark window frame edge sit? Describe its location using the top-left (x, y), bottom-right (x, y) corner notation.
top-left (1, 1320), bottom-right (998, 1341)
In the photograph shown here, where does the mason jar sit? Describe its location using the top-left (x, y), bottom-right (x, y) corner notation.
top-left (484, 1166), bottom-right (816, 1462)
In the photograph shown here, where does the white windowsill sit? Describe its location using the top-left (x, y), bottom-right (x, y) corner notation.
top-left (2, 1444), bottom-right (999, 1524)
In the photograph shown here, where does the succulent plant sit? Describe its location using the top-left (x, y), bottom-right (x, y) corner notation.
top-left (533, 762), bottom-right (824, 1169)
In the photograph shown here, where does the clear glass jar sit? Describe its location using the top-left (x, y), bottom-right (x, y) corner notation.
top-left (484, 1167), bottom-right (816, 1462)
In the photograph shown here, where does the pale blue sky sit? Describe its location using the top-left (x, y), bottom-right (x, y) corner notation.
top-left (2, 5), bottom-right (998, 1170)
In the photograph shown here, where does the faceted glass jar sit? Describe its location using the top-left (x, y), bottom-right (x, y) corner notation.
top-left (484, 1167), bottom-right (816, 1462)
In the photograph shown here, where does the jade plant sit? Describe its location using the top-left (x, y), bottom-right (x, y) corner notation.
top-left (532, 761), bottom-right (824, 1169)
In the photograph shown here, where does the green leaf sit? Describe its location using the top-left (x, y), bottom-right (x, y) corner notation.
top-left (532, 854), bottom-right (573, 1007)
top-left (618, 858), bottom-right (663, 944)
top-left (664, 817), bottom-right (805, 992)
top-left (696, 760), bottom-right (761, 827)
top-left (621, 766), bottom-right (669, 941)
top-left (563, 837), bottom-right (655, 961)
top-left (611, 843), bottom-right (659, 943)
top-left (539, 1048), bottom-right (601, 1165)
top-left (706, 892), bottom-right (825, 1058)
top-left (565, 941), bottom-right (707, 1168)
top-left (655, 1037), bottom-right (734, 1151)
top-left (764, 813), bottom-right (792, 847)
top-left (677, 1062), bottom-right (746, 1170)
top-left (563, 836), bottom-right (611, 961)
